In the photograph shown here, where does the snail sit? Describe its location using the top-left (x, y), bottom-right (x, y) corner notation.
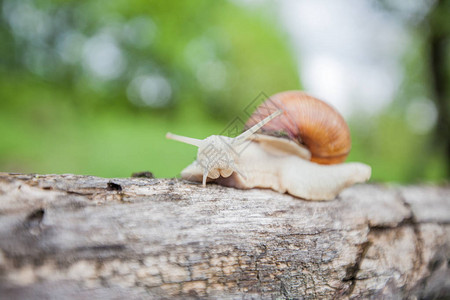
top-left (166, 91), bottom-right (371, 201)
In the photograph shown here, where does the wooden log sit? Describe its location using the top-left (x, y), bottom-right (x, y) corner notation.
top-left (0, 173), bottom-right (449, 299)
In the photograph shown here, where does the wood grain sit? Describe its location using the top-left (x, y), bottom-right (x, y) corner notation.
top-left (0, 173), bottom-right (449, 299)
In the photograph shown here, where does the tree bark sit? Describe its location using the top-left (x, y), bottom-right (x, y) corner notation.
top-left (0, 173), bottom-right (449, 299)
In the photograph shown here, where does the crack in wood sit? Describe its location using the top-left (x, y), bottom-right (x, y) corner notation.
top-left (107, 182), bottom-right (123, 192)
top-left (396, 191), bottom-right (425, 296)
top-left (339, 190), bottom-right (429, 298)
top-left (340, 240), bottom-right (372, 297)
top-left (24, 208), bottom-right (45, 228)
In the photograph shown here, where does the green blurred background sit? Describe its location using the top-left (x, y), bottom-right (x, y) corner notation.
top-left (0, 0), bottom-right (449, 182)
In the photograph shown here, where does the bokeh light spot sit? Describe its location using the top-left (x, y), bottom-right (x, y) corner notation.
top-left (82, 34), bottom-right (126, 80)
top-left (127, 75), bottom-right (172, 108)
top-left (406, 99), bottom-right (438, 134)
top-left (196, 60), bottom-right (228, 92)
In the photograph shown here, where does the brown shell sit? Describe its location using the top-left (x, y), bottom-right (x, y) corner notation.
top-left (244, 91), bottom-right (351, 164)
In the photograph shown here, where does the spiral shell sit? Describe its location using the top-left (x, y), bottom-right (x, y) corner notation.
top-left (244, 91), bottom-right (351, 164)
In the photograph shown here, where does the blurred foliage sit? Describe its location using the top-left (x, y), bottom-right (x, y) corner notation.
top-left (0, 0), bottom-right (448, 183)
top-left (0, 0), bottom-right (300, 178)
top-left (345, 0), bottom-right (449, 183)
top-left (362, 0), bottom-right (450, 182)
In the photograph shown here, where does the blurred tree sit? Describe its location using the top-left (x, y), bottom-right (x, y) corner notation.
top-left (372, 0), bottom-right (450, 179)
top-left (426, 0), bottom-right (450, 177)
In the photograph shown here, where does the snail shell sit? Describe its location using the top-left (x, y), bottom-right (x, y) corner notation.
top-left (244, 91), bottom-right (351, 164)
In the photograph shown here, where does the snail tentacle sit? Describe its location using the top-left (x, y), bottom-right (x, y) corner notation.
top-left (166, 132), bottom-right (203, 147)
top-left (235, 110), bottom-right (283, 143)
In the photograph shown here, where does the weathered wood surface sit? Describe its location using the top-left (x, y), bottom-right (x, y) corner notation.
top-left (0, 173), bottom-right (449, 299)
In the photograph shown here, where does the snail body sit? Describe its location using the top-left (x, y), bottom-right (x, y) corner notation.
top-left (166, 91), bottom-right (371, 201)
